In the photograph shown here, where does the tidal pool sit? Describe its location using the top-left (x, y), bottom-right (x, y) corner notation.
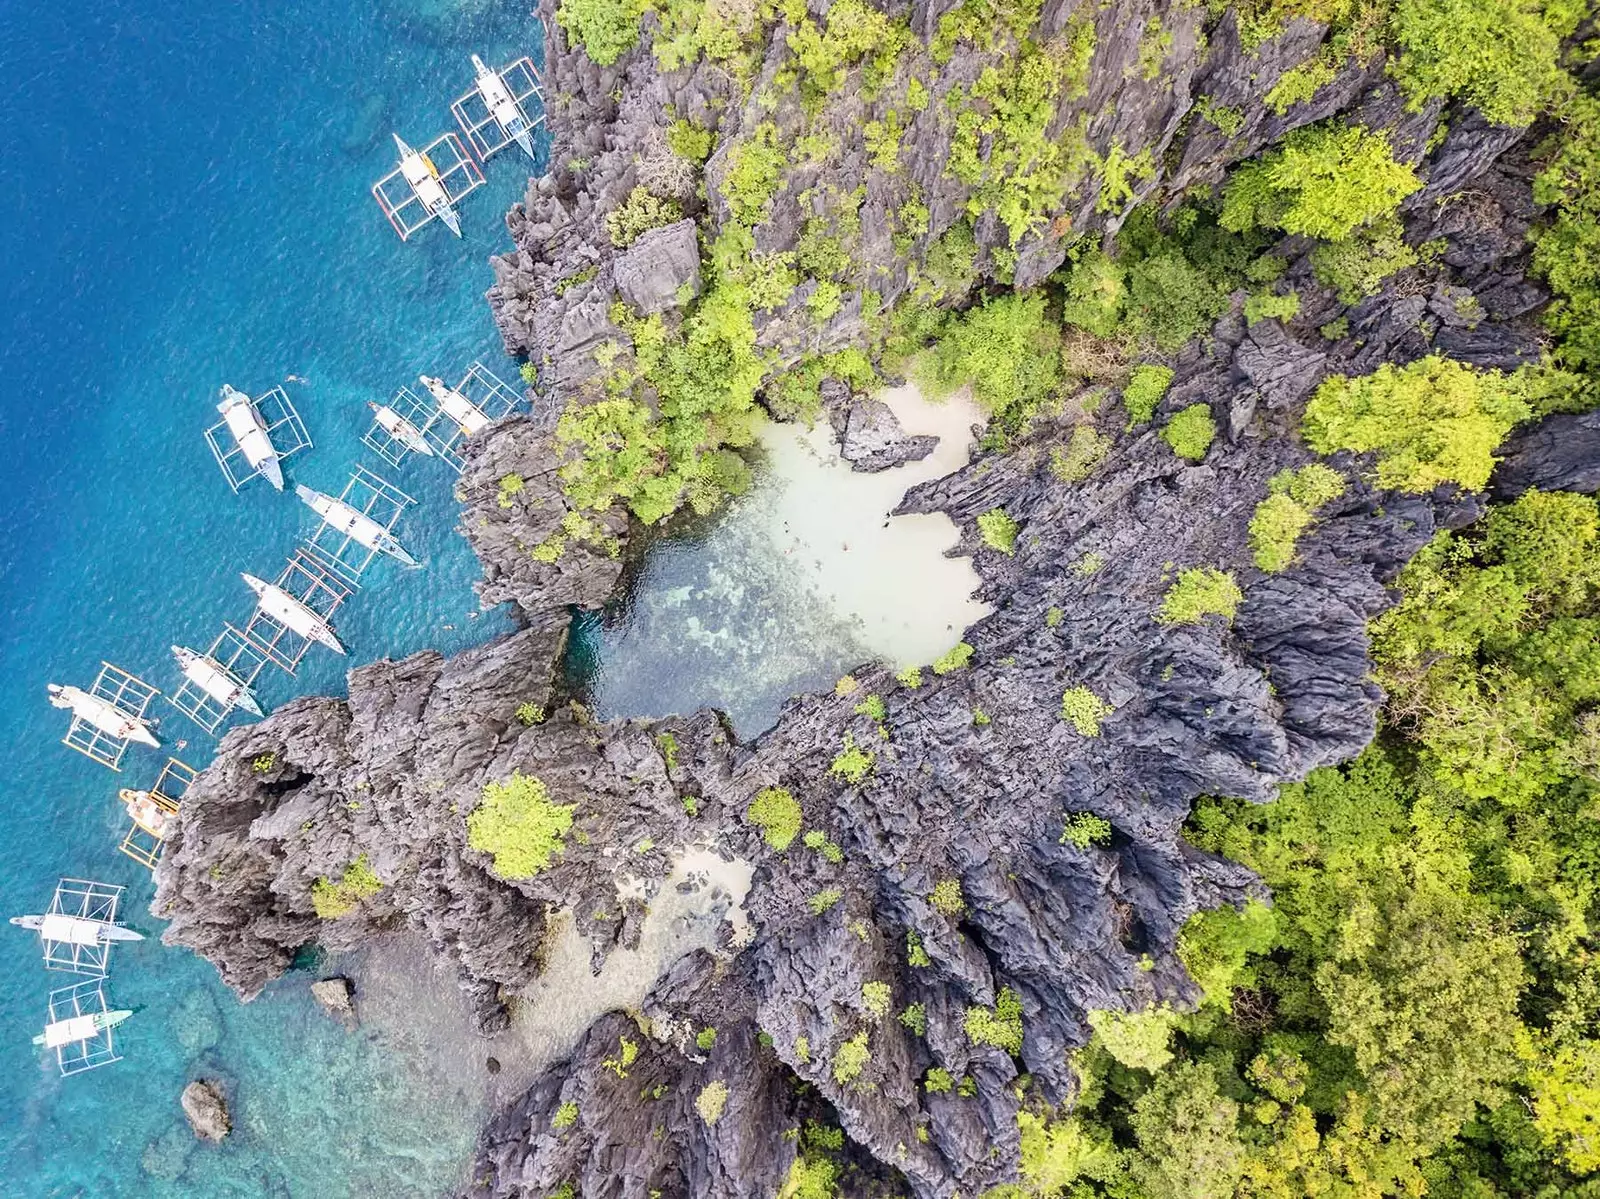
top-left (572, 384), bottom-right (994, 738)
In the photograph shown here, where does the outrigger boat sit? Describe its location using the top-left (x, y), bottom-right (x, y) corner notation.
top-left (33, 1008), bottom-right (132, 1048)
top-left (171, 645), bottom-right (264, 717)
top-left (217, 385), bottom-right (284, 491)
top-left (471, 54), bottom-right (535, 159)
top-left (10, 912), bottom-right (143, 945)
top-left (393, 134), bottom-right (462, 237)
top-left (118, 786), bottom-right (177, 839)
top-left (367, 401), bottom-right (435, 456)
top-left (242, 572), bottom-right (346, 654)
top-left (421, 375), bottom-right (489, 437)
top-left (46, 685), bottom-right (160, 749)
top-left (294, 484), bottom-right (419, 568)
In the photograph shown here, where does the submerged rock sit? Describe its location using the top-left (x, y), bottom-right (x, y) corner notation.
top-left (310, 976), bottom-right (357, 1028)
top-left (181, 1079), bottom-right (231, 1143)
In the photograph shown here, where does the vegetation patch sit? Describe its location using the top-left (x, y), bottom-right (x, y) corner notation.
top-left (745, 786), bottom-right (802, 851)
top-left (311, 854), bottom-right (383, 919)
top-left (1161, 403), bottom-right (1215, 462)
top-left (1158, 568), bottom-right (1243, 626)
top-left (977, 508), bottom-right (1020, 555)
top-left (1249, 463), bottom-right (1347, 572)
top-left (965, 986), bottom-right (1024, 1054)
top-left (1060, 687), bottom-right (1113, 737)
top-left (467, 774), bottom-right (575, 880)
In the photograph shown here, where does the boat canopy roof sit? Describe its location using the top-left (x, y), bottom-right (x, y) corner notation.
top-left (39, 914), bottom-right (104, 947)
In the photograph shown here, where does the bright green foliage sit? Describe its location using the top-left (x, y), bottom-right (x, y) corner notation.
top-left (1372, 489), bottom-right (1600, 805)
top-left (1059, 248), bottom-right (1127, 339)
top-left (695, 1080), bottom-right (728, 1125)
top-left (606, 186), bottom-right (682, 248)
top-left (941, 15), bottom-right (1098, 244)
top-left (929, 878), bottom-right (965, 916)
top-left (601, 1035), bottom-right (639, 1078)
top-left (1390, 0), bottom-right (1572, 127)
top-left (897, 666), bottom-right (923, 689)
top-left (515, 702), bottom-right (544, 726)
top-left (496, 473), bottom-right (525, 508)
top-left (932, 642), bottom-right (974, 675)
top-left (925, 1066), bottom-right (954, 1093)
top-left (1242, 289), bottom-right (1300, 326)
top-left (1249, 463), bottom-right (1347, 572)
top-left (907, 930), bottom-right (932, 967)
top-left (1161, 403), bottom-right (1215, 462)
top-left (1060, 687), bottom-right (1113, 736)
top-left (1050, 424), bottom-right (1111, 482)
top-left (696, 1027), bottom-right (718, 1051)
top-left (666, 118), bottom-right (712, 163)
top-left (808, 888), bottom-right (843, 915)
top-left (832, 1031), bottom-right (871, 1085)
top-left (803, 828), bottom-right (844, 864)
top-left (721, 123), bottom-right (785, 225)
top-left (555, 0), bottom-right (642, 66)
top-left (467, 773), bottom-right (575, 880)
top-left (1060, 810), bottom-right (1113, 848)
top-left (766, 349), bottom-right (876, 422)
top-left (1122, 364), bottom-right (1174, 427)
top-left (965, 987), bottom-right (1024, 1054)
top-left (1158, 567), bottom-right (1242, 625)
top-left (853, 694), bottom-right (886, 723)
top-left (251, 752), bottom-right (276, 773)
top-left (899, 1003), bottom-right (927, 1036)
top-left (1534, 92), bottom-right (1600, 386)
top-left (921, 292), bottom-right (1061, 429)
top-left (977, 508), bottom-right (1020, 555)
top-left (785, 0), bottom-right (909, 102)
top-left (1303, 355), bottom-right (1531, 492)
top-left (1097, 143), bottom-right (1156, 215)
top-left (1086, 1004), bottom-right (1182, 1071)
top-left (648, 0), bottom-right (761, 72)
top-left (1531, 1041), bottom-right (1600, 1171)
top-left (310, 855), bottom-right (383, 919)
top-left (1311, 215), bottom-right (1418, 303)
top-left (745, 786), bottom-right (802, 851)
top-left (861, 981), bottom-right (892, 1020)
top-left (552, 1100), bottom-right (579, 1130)
top-left (829, 735), bottom-right (875, 784)
top-left (1221, 123), bottom-right (1421, 242)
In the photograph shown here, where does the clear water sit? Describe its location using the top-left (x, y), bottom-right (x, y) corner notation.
top-left (0, 0), bottom-right (546, 1192)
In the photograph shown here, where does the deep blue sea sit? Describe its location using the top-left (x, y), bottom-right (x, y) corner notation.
top-left (0, 0), bottom-right (547, 1192)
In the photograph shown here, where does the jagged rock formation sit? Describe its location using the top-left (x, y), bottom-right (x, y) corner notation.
top-left (181, 1079), bottom-right (231, 1143)
top-left (150, 2), bottom-right (1585, 1196)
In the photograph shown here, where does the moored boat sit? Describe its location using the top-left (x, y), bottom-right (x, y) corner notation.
top-left (471, 54), bottom-right (535, 159)
top-left (420, 374), bottom-right (488, 436)
top-left (171, 645), bottom-right (264, 717)
top-left (216, 385), bottom-right (284, 490)
top-left (367, 401), bottom-right (434, 455)
top-left (294, 485), bottom-right (419, 567)
top-left (242, 572), bottom-right (346, 654)
top-left (393, 134), bottom-right (462, 237)
top-left (45, 685), bottom-right (160, 748)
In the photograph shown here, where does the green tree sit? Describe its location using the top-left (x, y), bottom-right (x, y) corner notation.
top-left (555, 0), bottom-right (642, 66)
top-left (467, 773), bottom-right (576, 880)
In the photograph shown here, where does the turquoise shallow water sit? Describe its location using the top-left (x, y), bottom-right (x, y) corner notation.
top-left (0, 0), bottom-right (544, 1192)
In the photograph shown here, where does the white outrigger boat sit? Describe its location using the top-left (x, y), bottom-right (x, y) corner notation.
top-left (46, 685), bottom-right (160, 749)
top-left (294, 485), bottom-right (419, 568)
top-left (217, 385), bottom-right (284, 490)
top-left (393, 134), bottom-right (462, 237)
top-left (242, 572), bottom-right (346, 654)
top-left (10, 912), bottom-right (143, 945)
top-left (33, 1007), bottom-right (132, 1048)
top-left (421, 375), bottom-right (489, 437)
top-left (367, 401), bottom-right (434, 456)
top-left (171, 645), bottom-right (264, 717)
top-left (471, 54), bottom-right (535, 159)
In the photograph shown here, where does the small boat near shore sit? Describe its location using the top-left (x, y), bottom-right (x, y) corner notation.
top-left (367, 401), bottom-right (434, 456)
top-left (33, 1007), bottom-right (132, 1048)
top-left (217, 385), bottom-right (284, 490)
top-left (46, 684), bottom-right (160, 748)
top-left (421, 374), bottom-right (488, 436)
top-left (295, 484), bottom-right (419, 567)
top-left (118, 786), bottom-right (177, 838)
top-left (393, 134), bottom-right (462, 237)
top-left (171, 645), bottom-right (264, 717)
top-left (10, 912), bottom-right (143, 945)
top-left (242, 572), bottom-right (346, 654)
top-left (470, 54), bottom-right (535, 159)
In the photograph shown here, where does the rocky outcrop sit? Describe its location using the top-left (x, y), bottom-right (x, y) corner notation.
top-left (310, 976), bottom-right (357, 1028)
top-left (837, 395), bottom-right (938, 472)
top-left (1493, 409), bottom-right (1600, 498)
top-left (155, 4), bottom-right (1586, 1198)
top-left (612, 219), bottom-right (702, 315)
top-left (181, 1079), bottom-right (231, 1143)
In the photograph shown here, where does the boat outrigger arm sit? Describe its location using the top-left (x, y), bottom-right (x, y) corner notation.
top-left (393, 134), bottom-right (462, 237)
top-left (295, 485), bottom-right (420, 567)
top-left (171, 645), bottom-right (265, 717)
top-left (367, 401), bottom-right (434, 456)
top-left (242, 572), bottom-right (346, 654)
top-left (472, 54), bottom-right (535, 159)
top-left (34, 1009), bottom-right (132, 1047)
top-left (10, 913), bottom-right (144, 944)
top-left (46, 685), bottom-right (160, 748)
top-left (421, 375), bottom-right (489, 436)
top-left (217, 385), bottom-right (284, 490)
